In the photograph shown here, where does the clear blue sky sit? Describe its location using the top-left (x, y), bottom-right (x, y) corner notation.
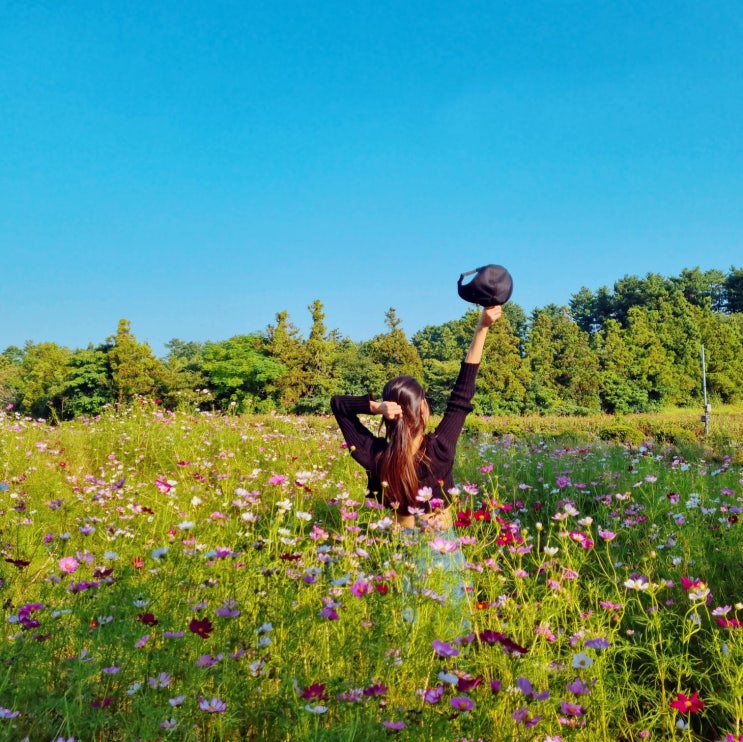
top-left (2, 1), bottom-right (741, 356)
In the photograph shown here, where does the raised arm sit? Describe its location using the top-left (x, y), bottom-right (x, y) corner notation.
top-left (465, 305), bottom-right (502, 364)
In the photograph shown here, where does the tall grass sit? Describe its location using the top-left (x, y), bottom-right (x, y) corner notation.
top-left (1, 402), bottom-right (742, 741)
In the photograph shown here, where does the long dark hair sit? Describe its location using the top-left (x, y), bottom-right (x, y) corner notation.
top-left (378, 375), bottom-right (428, 511)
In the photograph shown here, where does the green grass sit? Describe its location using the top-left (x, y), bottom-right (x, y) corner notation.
top-left (1, 403), bottom-right (742, 741)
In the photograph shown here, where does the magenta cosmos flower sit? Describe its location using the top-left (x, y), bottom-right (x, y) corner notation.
top-left (670, 691), bottom-right (704, 713)
top-left (432, 639), bottom-right (459, 658)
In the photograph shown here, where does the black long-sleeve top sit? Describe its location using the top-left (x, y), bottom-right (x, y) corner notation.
top-left (330, 362), bottom-right (479, 514)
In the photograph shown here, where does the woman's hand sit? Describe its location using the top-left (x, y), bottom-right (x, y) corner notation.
top-left (479, 305), bottom-right (502, 328)
top-left (371, 400), bottom-right (403, 420)
top-left (465, 305), bottom-right (503, 364)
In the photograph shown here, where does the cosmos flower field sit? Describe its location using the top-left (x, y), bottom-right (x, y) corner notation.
top-left (1, 404), bottom-right (742, 741)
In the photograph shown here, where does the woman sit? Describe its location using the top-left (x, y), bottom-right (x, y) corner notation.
top-left (331, 305), bottom-right (502, 530)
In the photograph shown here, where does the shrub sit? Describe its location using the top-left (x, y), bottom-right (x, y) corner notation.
top-left (598, 420), bottom-right (645, 446)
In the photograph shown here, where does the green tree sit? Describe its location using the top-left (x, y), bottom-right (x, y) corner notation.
top-left (594, 319), bottom-right (649, 413)
top-left (525, 306), bottom-right (600, 413)
top-left (0, 346), bottom-right (24, 411)
top-left (503, 303), bottom-right (528, 355)
top-left (699, 310), bottom-right (743, 404)
top-left (612, 273), bottom-right (670, 326)
top-left (294, 300), bottom-right (338, 414)
top-left (623, 304), bottom-right (680, 407)
top-left (413, 313), bottom-right (473, 412)
top-left (201, 334), bottom-right (286, 412)
top-left (469, 310), bottom-right (530, 414)
top-left (333, 337), bottom-right (370, 397)
top-left (53, 346), bottom-right (113, 418)
top-left (159, 339), bottom-right (208, 410)
top-left (359, 308), bottom-right (424, 398)
top-left (19, 342), bottom-right (71, 418)
top-left (263, 310), bottom-right (306, 410)
top-left (569, 286), bottom-right (614, 335)
top-left (670, 267), bottom-right (727, 312)
top-left (726, 266), bottom-right (743, 314)
top-left (651, 294), bottom-right (704, 405)
top-left (107, 319), bottom-right (165, 406)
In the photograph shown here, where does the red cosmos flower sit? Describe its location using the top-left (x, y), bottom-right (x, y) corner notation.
top-left (670, 691), bottom-right (705, 714)
top-left (138, 612), bottom-right (158, 626)
top-left (131, 556), bottom-right (144, 570)
top-left (473, 508), bottom-right (491, 522)
top-left (189, 617), bottom-right (214, 639)
top-left (456, 674), bottom-right (483, 692)
top-left (477, 630), bottom-right (528, 655)
top-left (375, 583), bottom-right (389, 595)
top-left (455, 510), bottom-right (472, 528)
top-left (4, 558), bottom-right (30, 569)
top-left (300, 683), bottom-right (328, 701)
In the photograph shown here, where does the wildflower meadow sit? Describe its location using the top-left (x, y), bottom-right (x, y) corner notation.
top-left (1, 402), bottom-right (743, 741)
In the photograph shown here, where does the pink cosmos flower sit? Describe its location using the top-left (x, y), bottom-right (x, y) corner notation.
top-left (416, 486), bottom-right (433, 502)
top-left (517, 676), bottom-right (549, 701)
top-left (199, 696), bottom-right (227, 713)
top-left (148, 672), bottom-right (172, 688)
top-left (422, 685), bottom-right (445, 704)
top-left (155, 477), bottom-right (174, 493)
top-left (567, 678), bottom-right (592, 696)
top-left (584, 637), bottom-right (610, 650)
top-left (196, 652), bottom-right (223, 667)
top-left (569, 531), bottom-right (594, 549)
top-left (428, 537), bottom-right (459, 554)
top-left (560, 700), bottom-right (585, 716)
top-left (512, 706), bottom-right (541, 727)
top-left (59, 556), bottom-right (79, 574)
top-left (450, 696), bottom-right (474, 711)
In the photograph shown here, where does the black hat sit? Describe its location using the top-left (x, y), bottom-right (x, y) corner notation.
top-left (458, 264), bottom-right (513, 306)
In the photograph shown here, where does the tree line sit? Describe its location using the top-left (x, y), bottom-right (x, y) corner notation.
top-left (2, 267), bottom-right (742, 420)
